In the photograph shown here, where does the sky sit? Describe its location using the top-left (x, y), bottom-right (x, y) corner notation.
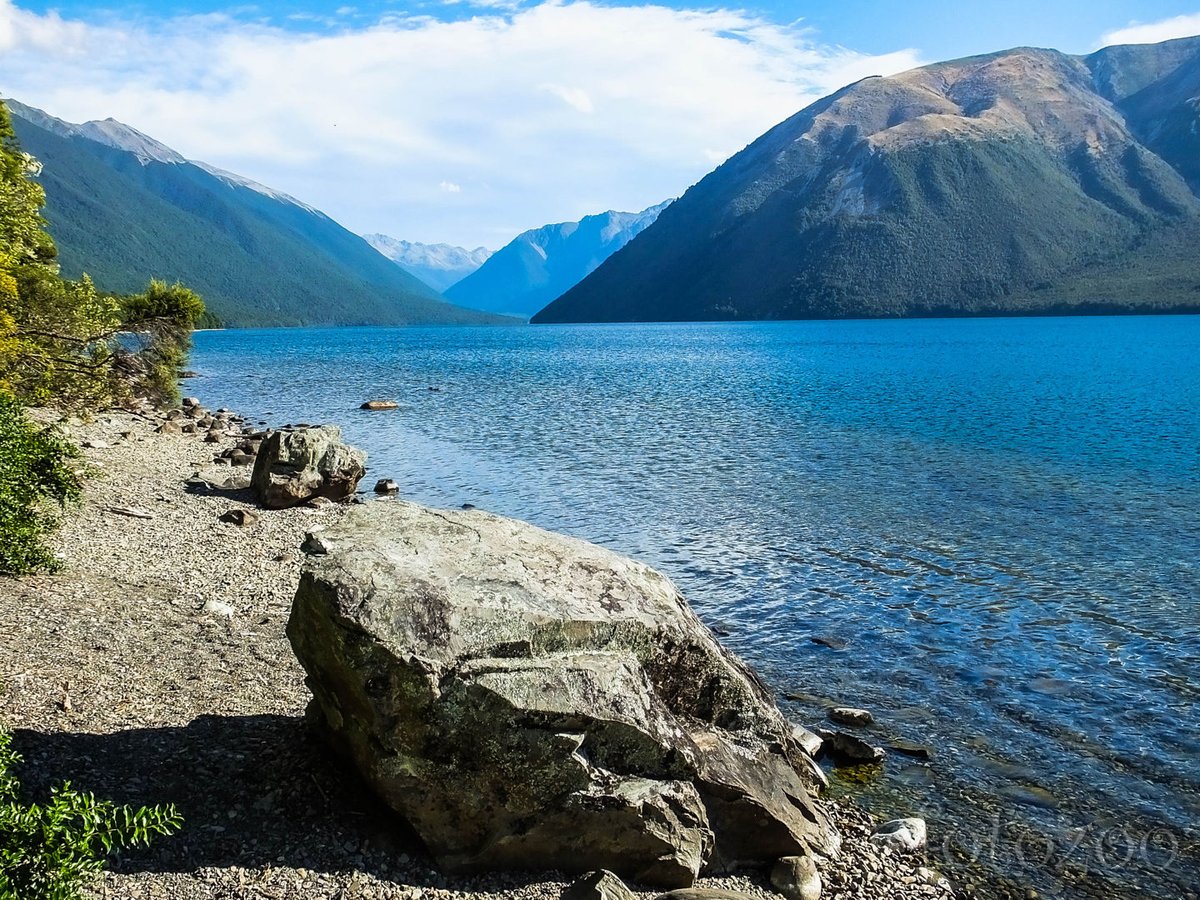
top-left (1, 1), bottom-right (1199, 249)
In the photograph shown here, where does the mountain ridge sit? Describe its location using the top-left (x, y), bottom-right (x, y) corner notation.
top-left (446, 201), bottom-right (671, 319)
top-left (5, 99), bottom-right (508, 328)
top-left (534, 36), bottom-right (1200, 324)
top-left (363, 235), bottom-right (493, 292)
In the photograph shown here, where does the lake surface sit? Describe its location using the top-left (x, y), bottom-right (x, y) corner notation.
top-left (191, 317), bottom-right (1199, 899)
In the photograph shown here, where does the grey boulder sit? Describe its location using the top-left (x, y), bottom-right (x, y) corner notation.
top-left (288, 501), bottom-right (834, 886)
top-left (251, 425), bottom-right (366, 509)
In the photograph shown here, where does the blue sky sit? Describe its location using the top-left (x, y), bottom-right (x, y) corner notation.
top-left (3, 1), bottom-right (1199, 247)
top-left (19, 0), bottom-right (1200, 57)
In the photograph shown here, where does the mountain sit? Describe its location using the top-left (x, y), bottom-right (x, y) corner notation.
top-left (363, 235), bottom-right (492, 292)
top-left (445, 202), bottom-right (671, 319)
top-left (534, 36), bottom-right (1200, 324)
top-left (5, 100), bottom-right (508, 327)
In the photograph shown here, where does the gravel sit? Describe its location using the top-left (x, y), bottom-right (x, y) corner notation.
top-left (0, 407), bottom-right (956, 900)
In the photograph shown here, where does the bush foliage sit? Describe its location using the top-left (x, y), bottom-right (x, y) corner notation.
top-left (0, 729), bottom-right (182, 900)
top-left (0, 393), bottom-right (81, 574)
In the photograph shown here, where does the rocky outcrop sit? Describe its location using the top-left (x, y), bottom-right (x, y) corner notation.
top-left (250, 425), bottom-right (366, 509)
top-left (287, 501), bottom-right (835, 886)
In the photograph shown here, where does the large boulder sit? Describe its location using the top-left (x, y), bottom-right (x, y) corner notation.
top-left (250, 425), bottom-right (366, 508)
top-left (287, 501), bottom-right (836, 886)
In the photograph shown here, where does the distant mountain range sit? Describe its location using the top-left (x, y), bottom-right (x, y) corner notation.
top-left (445, 202), bottom-right (671, 319)
top-left (362, 235), bottom-right (493, 292)
top-left (6, 100), bottom-right (507, 327)
top-left (534, 36), bottom-right (1200, 323)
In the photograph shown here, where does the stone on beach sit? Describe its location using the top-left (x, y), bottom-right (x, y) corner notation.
top-left (287, 501), bottom-right (835, 886)
top-left (219, 508), bottom-right (260, 527)
top-left (871, 817), bottom-right (928, 851)
top-left (251, 425), bottom-right (367, 509)
top-left (360, 399), bottom-right (399, 410)
top-left (561, 870), bottom-right (636, 900)
top-left (770, 855), bottom-right (823, 900)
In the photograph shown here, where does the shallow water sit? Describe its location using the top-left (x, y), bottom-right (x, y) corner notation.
top-left (192, 316), bottom-right (1200, 898)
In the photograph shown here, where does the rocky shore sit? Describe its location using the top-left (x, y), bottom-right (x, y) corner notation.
top-left (0, 404), bottom-right (956, 900)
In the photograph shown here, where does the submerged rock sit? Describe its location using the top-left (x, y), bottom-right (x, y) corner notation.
top-left (251, 425), bottom-right (366, 509)
top-left (814, 728), bottom-right (886, 765)
top-left (288, 501), bottom-right (834, 886)
top-left (828, 707), bottom-right (873, 727)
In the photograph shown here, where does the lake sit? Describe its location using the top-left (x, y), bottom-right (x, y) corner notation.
top-left (191, 316), bottom-right (1200, 899)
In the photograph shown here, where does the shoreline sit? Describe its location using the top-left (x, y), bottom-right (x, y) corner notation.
top-left (0, 404), bottom-right (953, 900)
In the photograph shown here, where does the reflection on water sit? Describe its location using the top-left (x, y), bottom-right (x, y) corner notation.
top-left (193, 316), bottom-right (1200, 899)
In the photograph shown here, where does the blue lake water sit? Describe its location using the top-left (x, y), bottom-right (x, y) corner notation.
top-left (191, 316), bottom-right (1200, 899)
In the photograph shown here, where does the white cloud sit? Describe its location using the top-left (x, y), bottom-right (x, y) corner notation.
top-left (541, 83), bottom-right (594, 114)
top-left (440, 180), bottom-right (463, 193)
top-left (0, 0), bottom-right (922, 247)
top-left (1100, 12), bottom-right (1200, 47)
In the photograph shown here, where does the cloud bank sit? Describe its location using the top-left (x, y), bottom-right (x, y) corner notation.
top-left (0, 0), bottom-right (922, 247)
top-left (1100, 12), bottom-right (1200, 47)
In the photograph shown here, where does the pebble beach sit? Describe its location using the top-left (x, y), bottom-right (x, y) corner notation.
top-left (0, 405), bottom-right (955, 900)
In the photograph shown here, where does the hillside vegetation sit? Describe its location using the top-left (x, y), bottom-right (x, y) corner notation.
top-left (7, 102), bottom-right (508, 328)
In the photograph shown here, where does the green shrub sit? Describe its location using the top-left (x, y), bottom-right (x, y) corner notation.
top-left (0, 393), bottom-right (81, 575)
top-left (0, 728), bottom-right (182, 900)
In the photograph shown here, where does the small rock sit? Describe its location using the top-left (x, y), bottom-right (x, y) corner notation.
top-left (770, 855), bottom-right (822, 900)
top-left (157, 421), bottom-right (183, 435)
top-left (182, 397), bottom-right (200, 407)
top-left (375, 479), bottom-right (400, 494)
top-left (361, 399), bottom-right (399, 410)
top-left (305, 496), bottom-right (335, 509)
top-left (814, 728), bottom-right (885, 764)
top-left (274, 551), bottom-right (298, 563)
top-left (871, 817), bottom-right (927, 851)
top-left (81, 439), bottom-right (109, 449)
top-left (653, 891), bottom-right (755, 900)
top-left (203, 599), bottom-right (236, 618)
top-left (228, 450), bottom-right (254, 467)
top-left (219, 509), bottom-right (260, 527)
top-left (204, 431), bottom-right (222, 443)
top-left (301, 531), bottom-right (333, 555)
top-left (888, 740), bottom-right (934, 759)
top-left (165, 408), bottom-right (185, 421)
top-left (791, 724), bottom-right (824, 757)
top-left (562, 870), bottom-right (635, 900)
top-left (181, 421), bottom-right (198, 434)
top-left (828, 707), bottom-right (873, 727)
top-left (919, 868), bottom-right (952, 891)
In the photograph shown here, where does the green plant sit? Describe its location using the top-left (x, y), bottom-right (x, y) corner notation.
top-left (0, 728), bottom-right (181, 900)
top-left (0, 393), bottom-right (81, 575)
